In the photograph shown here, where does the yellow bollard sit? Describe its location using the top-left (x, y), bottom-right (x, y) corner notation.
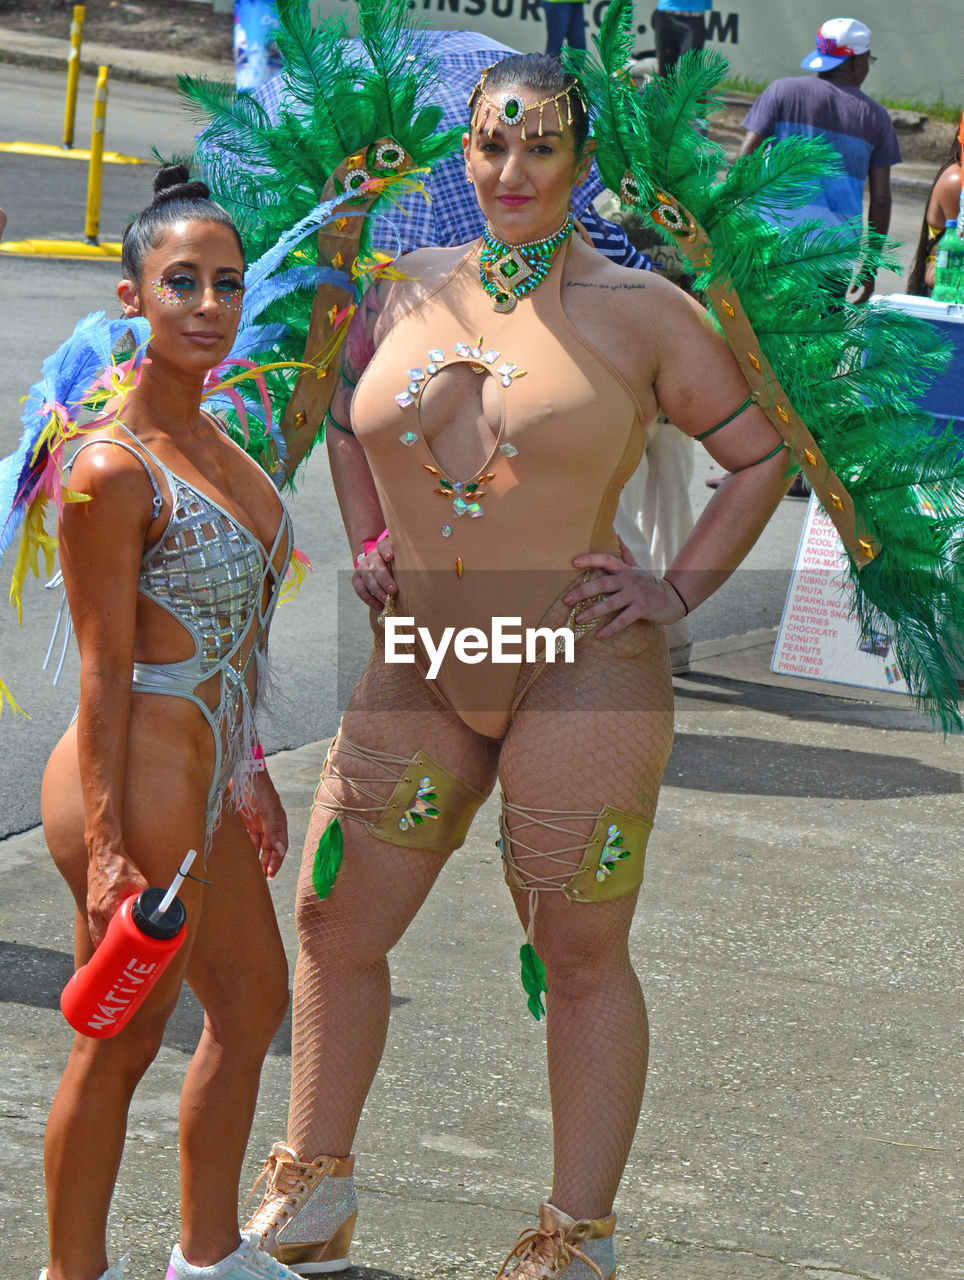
top-left (63, 5), bottom-right (86, 150)
top-left (84, 64), bottom-right (108, 245)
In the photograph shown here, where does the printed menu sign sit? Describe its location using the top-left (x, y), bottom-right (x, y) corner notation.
top-left (772, 495), bottom-right (908, 695)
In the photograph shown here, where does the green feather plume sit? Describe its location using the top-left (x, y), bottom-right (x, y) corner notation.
top-left (519, 942), bottom-right (547, 1021)
top-left (566, 0), bottom-right (964, 730)
top-left (312, 817), bottom-right (344, 901)
top-left (177, 0), bottom-right (462, 469)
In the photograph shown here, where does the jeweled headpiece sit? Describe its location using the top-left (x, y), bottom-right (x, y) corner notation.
top-left (468, 65), bottom-right (586, 142)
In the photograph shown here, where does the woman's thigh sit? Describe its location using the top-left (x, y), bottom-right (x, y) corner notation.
top-left (297, 633), bottom-right (501, 954)
top-left (42, 721), bottom-right (210, 962)
top-left (497, 620), bottom-right (674, 950)
top-left (185, 806), bottom-right (289, 1025)
top-left (501, 619), bottom-right (674, 818)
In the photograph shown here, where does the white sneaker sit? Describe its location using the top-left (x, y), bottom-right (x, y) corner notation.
top-left (166, 1235), bottom-right (305, 1280)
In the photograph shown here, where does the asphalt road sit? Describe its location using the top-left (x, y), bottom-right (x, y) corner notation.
top-left (0, 63), bottom-right (923, 839)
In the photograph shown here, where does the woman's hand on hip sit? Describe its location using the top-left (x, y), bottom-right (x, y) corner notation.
top-left (567, 538), bottom-right (688, 637)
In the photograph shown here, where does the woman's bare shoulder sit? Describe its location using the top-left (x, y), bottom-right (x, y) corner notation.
top-left (565, 239), bottom-right (694, 310)
top-left (67, 432), bottom-right (150, 487)
top-left (933, 164), bottom-right (963, 221)
top-left (562, 240), bottom-right (705, 357)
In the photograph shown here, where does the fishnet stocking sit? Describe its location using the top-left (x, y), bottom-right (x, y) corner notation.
top-left (287, 623), bottom-right (499, 1158)
top-left (499, 615), bottom-right (674, 1221)
top-left (289, 610), bottom-right (673, 1229)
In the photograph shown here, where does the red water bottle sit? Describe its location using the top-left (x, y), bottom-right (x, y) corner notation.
top-left (60, 850), bottom-right (197, 1039)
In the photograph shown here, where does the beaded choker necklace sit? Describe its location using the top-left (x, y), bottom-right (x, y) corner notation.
top-left (479, 215), bottom-right (573, 313)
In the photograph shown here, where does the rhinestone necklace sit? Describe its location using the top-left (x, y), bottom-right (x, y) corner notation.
top-left (478, 215), bottom-right (573, 313)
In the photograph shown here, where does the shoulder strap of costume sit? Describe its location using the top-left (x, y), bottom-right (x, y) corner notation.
top-left (69, 435), bottom-right (165, 521)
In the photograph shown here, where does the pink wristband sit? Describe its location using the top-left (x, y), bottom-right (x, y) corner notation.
top-left (362, 528), bottom-right (389, 556)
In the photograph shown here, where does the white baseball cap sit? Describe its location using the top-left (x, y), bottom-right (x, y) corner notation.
top-left (801, 18), bottom-right (872, 72)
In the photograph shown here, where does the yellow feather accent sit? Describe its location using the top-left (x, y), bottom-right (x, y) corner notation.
top-left (62, 486), bottom-right (92, 505)
top-left (278, 549), bottom-right (311, 606)
top-left (304, 306), bottom-right (356, 378)
top-left (202, 360), bottom-right (314, 398)
top-left (9, 496), bottom-right (58, 624)
top-left (0, 675), bottom-right (29, 719)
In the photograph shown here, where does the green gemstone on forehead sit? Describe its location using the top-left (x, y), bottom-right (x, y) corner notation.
top-left (504, 99), bottom-right (520, 119)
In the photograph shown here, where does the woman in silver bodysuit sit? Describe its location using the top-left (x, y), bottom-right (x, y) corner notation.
top-left (38, 167), bottom-right (306, 1280)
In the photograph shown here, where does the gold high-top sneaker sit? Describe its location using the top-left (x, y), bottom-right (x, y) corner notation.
top-left (244, 1143), bottom-right (357, 1275)
top-left (495, 1202), bottom-right (617, 1280)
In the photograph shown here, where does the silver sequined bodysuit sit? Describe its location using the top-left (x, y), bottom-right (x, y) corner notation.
top-left (68, 422), bottom-right (292, 848)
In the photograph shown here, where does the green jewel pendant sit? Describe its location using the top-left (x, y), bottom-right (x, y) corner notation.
top-left (479, 216), bottom-right (573, 312)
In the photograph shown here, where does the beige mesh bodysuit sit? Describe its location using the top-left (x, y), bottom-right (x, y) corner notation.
top-left (350, 239), bottom-right (646, 739)
top-left (310, 238), bottom-right (676, 909)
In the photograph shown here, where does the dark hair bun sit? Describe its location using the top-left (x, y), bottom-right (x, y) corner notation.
top-left (152, 163), bottom-right (210, 205)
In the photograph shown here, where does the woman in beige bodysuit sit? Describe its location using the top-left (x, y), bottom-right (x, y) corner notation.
top-left (246, 57), bottom-right (791, 1280)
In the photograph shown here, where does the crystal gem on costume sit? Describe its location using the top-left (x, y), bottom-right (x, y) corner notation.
top-left (499, 94), bottom-right (526, 125)
top-left (619, 172), bottom-right (640, 207)
top-left (399, 777), bottom-right (441, 831)
top-left (470, 66), bottom-right (585, 143)
top-left (373, 140), bottom-right (405, 170)
top-left (342, 167), bottom-right (372, 193)
top-left (649, 192), bottom-right (694, 236)
top-left (393, 342), bottom-right (525, 411)
top-left (596, 824), bottom-right (632, 880)
top-left (392, 338), bottom-right (525, 565)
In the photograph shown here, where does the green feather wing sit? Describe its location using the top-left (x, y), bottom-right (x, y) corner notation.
top-left (572, 0), bottom-right (964, 730)
top-left (177, 0), bottom-right (462, 472)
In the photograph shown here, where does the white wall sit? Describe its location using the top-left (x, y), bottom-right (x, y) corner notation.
top-left (308, 0), bottom-right (960, 110)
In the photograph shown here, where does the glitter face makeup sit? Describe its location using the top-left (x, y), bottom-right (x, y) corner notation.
top-left (150, 273), bottom-right (245, 311)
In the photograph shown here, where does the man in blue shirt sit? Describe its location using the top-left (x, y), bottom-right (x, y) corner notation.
top-left (654, 0), bottom-right (713, 76)
top-left (740, 17), bottom-right (901, 304)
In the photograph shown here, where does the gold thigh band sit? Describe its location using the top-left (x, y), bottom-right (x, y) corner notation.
top-left (501, 803), bottom-right (651, 903)
top-left (367, 750), bottom-right (486, 852)
top-left (563, 806), bottom-right (651, 902)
